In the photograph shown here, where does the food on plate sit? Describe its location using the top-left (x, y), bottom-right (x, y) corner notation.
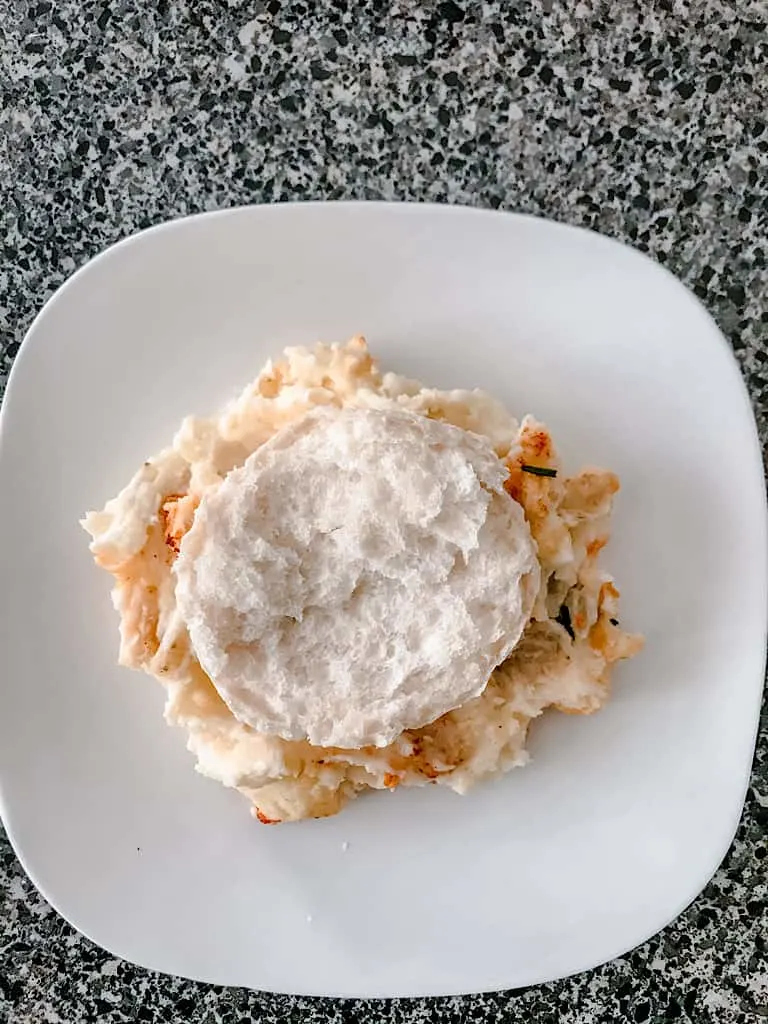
top-left (175, 406), bottom-right (541, 750)
top-left (83, 336), bottom-right (642, 822)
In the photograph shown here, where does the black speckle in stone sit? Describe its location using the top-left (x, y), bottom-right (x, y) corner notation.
top-left (634, 1001), bottom-right (651, 1022)
top-left (95, 5), bottom-right (110, 29)
top-left (666, 996), bottom-right (682, 1019)
top-left (437, 105), bottom-right (451, 126)
top-left (539, 65), bottom-right (554, 85)
top-left (609, 77), bottom-right (631, 92)
top-left (394, 53), bottom-right (418, 66)
top-left (728, 284), bottom-right (746, 306)
top-left (272, 27), bottom-right (291, 44)
top-left (681, 185), bottom-right (700, 206)
top-left (279, 95), bottom-right (299, 113)
top-left (699, 264), bottom-right (715, 285)
top-left (676, 81), bottom-right (696, 99)
top-left (443, 70), bottom-right (460, 86)
top-left (310, 62), bottom-right (331, 81)
top-left (706, 73), bottom-right (723, 93)
top-left (518, 64), bottom-right (536, 77)
top-left (619, 124), bottom-right (637, 140)
top-left (438, 0), bottom-right (465, 23)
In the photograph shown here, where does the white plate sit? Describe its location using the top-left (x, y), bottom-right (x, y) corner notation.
top-left (0, 203), bottom-right (765, 998)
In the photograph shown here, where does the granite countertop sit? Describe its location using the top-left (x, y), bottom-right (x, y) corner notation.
top-left (1, 1), bottom-right (766, 1021)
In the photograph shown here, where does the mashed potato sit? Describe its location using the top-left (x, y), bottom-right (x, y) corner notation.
top-left (82, 337), bottom-right (642, 823)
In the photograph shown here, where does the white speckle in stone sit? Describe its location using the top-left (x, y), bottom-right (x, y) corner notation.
top-left (508, 103), bottom-right (524, 122)
top-left (9, 877), bottom-right (26, 900)
top-left (702, 988), bottom-right (742, 1014)
top-left (238, 17), bottom-right (262, 46)
top-left (223, 55), bottom-right (246, 82)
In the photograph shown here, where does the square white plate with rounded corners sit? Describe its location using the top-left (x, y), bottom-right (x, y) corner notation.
top-left (0, 202), bottom-right (765, 998)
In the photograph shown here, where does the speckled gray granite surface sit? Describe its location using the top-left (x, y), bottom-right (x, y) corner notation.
top-left (1, 1), bottom-right (766, 1021)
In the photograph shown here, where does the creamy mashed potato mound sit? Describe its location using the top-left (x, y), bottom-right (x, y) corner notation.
top-left (83, 336), bottom-right (642, 823)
